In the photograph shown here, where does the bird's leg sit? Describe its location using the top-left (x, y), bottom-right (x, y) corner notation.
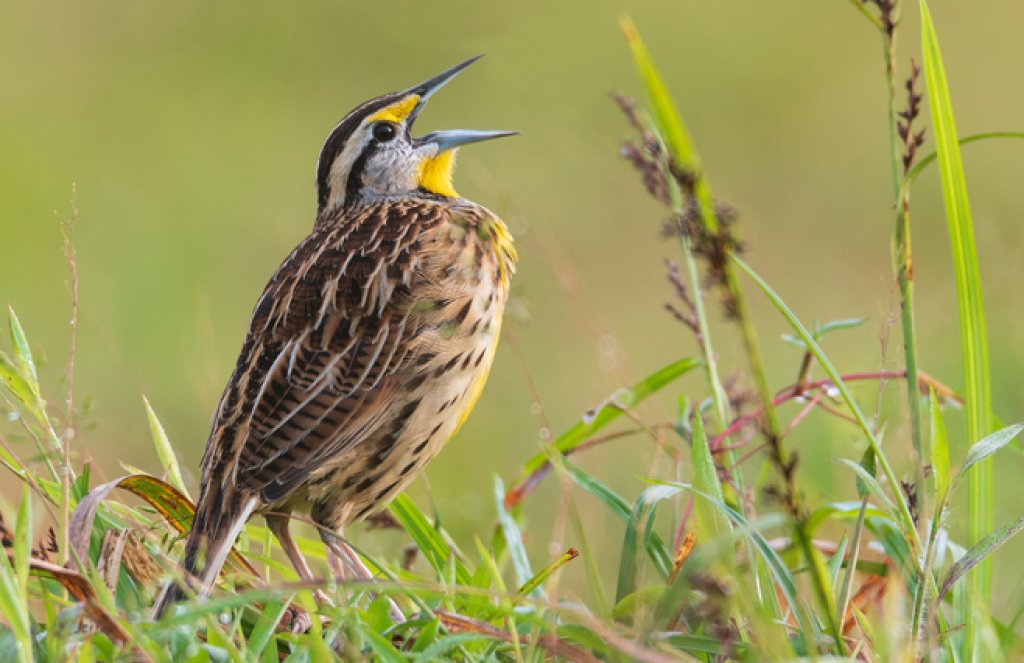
top-left (266, 514), bottom-right (321, 583)
top-left (266, 513), bottom-right (332, 631)
top-left (321, 530), bottom-right (405, 623)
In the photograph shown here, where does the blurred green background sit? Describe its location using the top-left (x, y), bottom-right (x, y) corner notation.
top-left (2, 1), bottom-right (1023, 608)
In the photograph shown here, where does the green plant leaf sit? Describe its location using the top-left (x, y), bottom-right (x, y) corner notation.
top-left (806, 501), bottom-right (889, 535)
top-left (833, 458), bottom-right (896, 514)
top-left (929, 388), bottom-right (951, 501)
top-left (921, 2), bottom-right (995, 646)
top-left (517, 547), bottom-right (578, 600)
top-left (649, 480), bottom-right (803, 634)
top-left (518, 357), bottom-right (701, 477)
top-left (614, 485), bottom-right (676, 606)
top-left (0, 351), bottom-right (43, 422)
top-left (6, 308), bottom-right (38, 393)
top-left (0, 486), bottom-right (32, 663)
top-left (68, 473), bottom-right (257, 577)
top-left (390, 493), bottom-right (471, 586)
top-left (938, 518), bottom-right (1024, 603)
top-left (690, 413), bottom-right (730, 542)
top-left (553, 452), bottom-right (672, 578)
top-left (619, 16), bottom-right (695, 169)
top-left (781, 317), bottom-right (867, 348)
top-left (732, 254), bottom-right (918, 546)
top-left (903, 132), bottom-right (1024, 192)
top-left (246, 597), bottom-right (290, 658)
top-left (494, 476), bottom-right (534, 593)
top-left (143, 396), bottom-right (189, 498)
top-left (953, 424), bottom-right (1023, 490)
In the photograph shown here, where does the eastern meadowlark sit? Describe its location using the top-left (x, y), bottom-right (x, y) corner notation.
top-left (153, 56), bottom-right (517, 616)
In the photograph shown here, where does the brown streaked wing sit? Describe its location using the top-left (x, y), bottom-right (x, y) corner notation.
top-left (230, 202), bottom-right (446, 503)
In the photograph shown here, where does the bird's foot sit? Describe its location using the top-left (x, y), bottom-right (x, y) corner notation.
top-left (280, 604), bottom-right (313, 633)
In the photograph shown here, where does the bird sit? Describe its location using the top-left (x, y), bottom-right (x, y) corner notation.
top-left (153, 55), bottom-right (517, 617)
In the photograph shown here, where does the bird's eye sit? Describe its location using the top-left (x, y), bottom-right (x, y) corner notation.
top-left (372, 122), bottom-right (398, 142)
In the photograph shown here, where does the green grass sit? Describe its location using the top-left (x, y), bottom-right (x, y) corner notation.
top-left (1, 4), bottom-right (1023, 661)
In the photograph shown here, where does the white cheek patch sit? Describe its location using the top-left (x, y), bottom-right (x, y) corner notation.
top-left (324, 128), bottom-right (372, 210)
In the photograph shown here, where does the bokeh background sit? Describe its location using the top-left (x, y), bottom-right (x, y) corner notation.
top-left (2, 1), bottom-right (1023, 611)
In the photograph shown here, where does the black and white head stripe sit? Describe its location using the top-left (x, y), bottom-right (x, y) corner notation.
top-left (315, 92), bottom-right (404, 212)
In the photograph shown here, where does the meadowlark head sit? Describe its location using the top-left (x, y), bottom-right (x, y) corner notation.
top-left (316, 55), bottom-right (516, 214)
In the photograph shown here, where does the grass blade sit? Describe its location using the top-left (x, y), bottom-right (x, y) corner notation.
top-left (921, 3), bottom-right (995, 650)
top-left (518, 357), bottom-right (701, 476)
top-left (833, 459), bottom-right (896, 514)
top-left (929, 388), bottom-right (951, 501)
top-left (494, 476), bottom-right (534, 593)
top-left (517, 547), bottom-right (578, 600)
top-left (937, 518), bottom-right (1024, 603)
top-left (903, 131), bottom-right (1024, 191)
top-left (690, 414), bottom-right (730, 541)
top-left (732, 255), bottom-right (918, 545)
top-left (619, 16), bottom-right (696, 170)
top-left (6, 308), bottom-right (38, 393)
top-left (390, 493), bottom-right (471, 586)
top-left (0, 486), bottom-right (33, 663)
top-left (553, 452), bottom-right (673, 578)
top-left (614, 484), bottom-right (677, 605)
top-left (142, 396), bottom-right (189, 498)
top-left (953, 424), bottom-right (1023, 490)
top-left (650, 481), bottom-right (801, 630)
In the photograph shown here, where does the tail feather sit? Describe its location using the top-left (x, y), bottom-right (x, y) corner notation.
top-left (151, 491), bottom-right (258, 618)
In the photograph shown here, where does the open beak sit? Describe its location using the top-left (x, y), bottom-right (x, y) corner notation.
top-left (420, 129), bottom-right (520, 152)
top-left (403, 55), bottom-right (518, 151)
